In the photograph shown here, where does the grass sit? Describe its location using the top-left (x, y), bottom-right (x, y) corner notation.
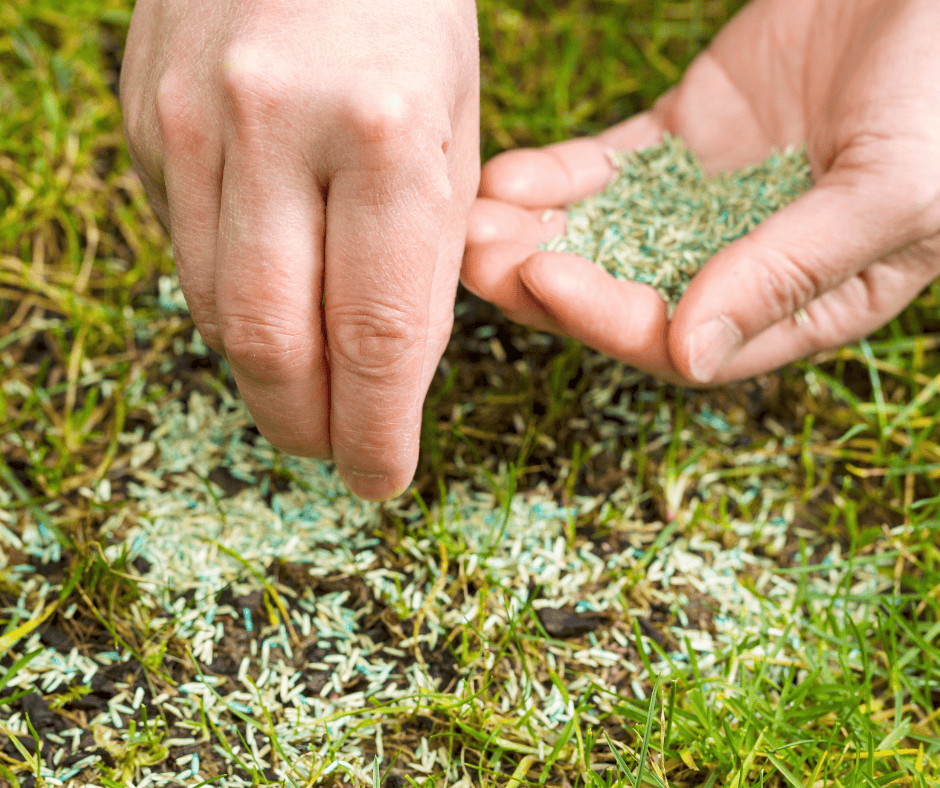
top-left (1, 0), bottom-right (939, 786)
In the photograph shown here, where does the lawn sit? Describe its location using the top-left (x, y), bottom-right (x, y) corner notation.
top-left (1, 0), bottom-right (938, 786)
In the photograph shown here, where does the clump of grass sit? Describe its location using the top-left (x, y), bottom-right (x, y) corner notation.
top-left (0, 0), bottom-right (170, 517)
top-left (541, 135), bottom-right (813, 306)
top-left (477, 0), bottom-right (747, 158)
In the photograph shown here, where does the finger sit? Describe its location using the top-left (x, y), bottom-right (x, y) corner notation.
top-left (462, 240), bottom-right (564, 334)
top-left (324, 136), bottom-right (450, 501)
top-left (593, 109), bottom-right (669, 157)
top-left (466, 198), bottom-right (568, 246)
top-left (215, 145), bottom-right (330, 459)
top-left (119, 20), bottom-right (170, 223)
top-left (670, 166), bottom-right (940, 384)
top-left (479, 139), bottom-right (613, 208)
top-left (711, 246), bottom-right (940, 381)
top-left (156, 79), bottom-right (224, 349)
top-left (418, 107), bottom-right (481, 396)
top-left (479, 110), bottom-right (665, 209)
top-left (519, 252), bottom-right (680, 382)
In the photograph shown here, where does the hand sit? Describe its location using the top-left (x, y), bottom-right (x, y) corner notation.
top-left (120, 0), bottom-right (480, 500)
top-left (464, 0), bottom-right (940, 385)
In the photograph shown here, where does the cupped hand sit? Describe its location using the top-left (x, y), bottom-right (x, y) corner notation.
top-left (120, 0), bottom-right (480, 500)
top-left (464, 0), bottom-right (940, 385)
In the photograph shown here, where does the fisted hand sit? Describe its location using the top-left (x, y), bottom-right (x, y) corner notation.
top-left (464, 0), bottom-right (940, 385)
top-left (120, 0), bottom-right (480, 500)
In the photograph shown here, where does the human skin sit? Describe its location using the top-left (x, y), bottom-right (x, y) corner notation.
top-left (464, 0), bottom-right (940, 385)
top-left (120, 0), bottom-right (480, 500)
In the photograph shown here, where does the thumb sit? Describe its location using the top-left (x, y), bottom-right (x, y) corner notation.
top-left (669, 160), bottom-right (938, 383)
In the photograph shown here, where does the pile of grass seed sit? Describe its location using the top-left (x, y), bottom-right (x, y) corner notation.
top-left (541, 136), bottom-right (813, 305)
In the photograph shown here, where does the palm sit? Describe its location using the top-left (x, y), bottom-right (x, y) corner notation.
top-left (464, 0), bottom-right (940, 384)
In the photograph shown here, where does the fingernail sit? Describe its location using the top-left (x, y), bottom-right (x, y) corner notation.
top-left (687, 314), bottom-right (743, 383)
top-left (340, 469), bottom-right (403, 502)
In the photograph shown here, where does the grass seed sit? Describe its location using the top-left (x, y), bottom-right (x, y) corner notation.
top-left (541, 135), bottom-right (813, 306)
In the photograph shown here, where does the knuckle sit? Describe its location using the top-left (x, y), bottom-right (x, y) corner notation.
top-left (327, 303), bottom-right (424, 376)
top-left (345, 87), bottom-right (426, 143)
top-left (906, 183), bottom-right (940, 240)
top-left (154, 70), bottom-right (215, 162)
top-left (864, 166), bottom-right (940, 241)
top-left (219, 44), bottom-right (292, 123)
top-left (340, 84), bottom-right (450, 164)
top-left (220, 312), bottom-right (313, 381)
top-left (755, 243), bottom-right (824, 321)
top-left (154, 70), bottom-right (187, 132)
top-left (155, 70), bottom-right (196, 144)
